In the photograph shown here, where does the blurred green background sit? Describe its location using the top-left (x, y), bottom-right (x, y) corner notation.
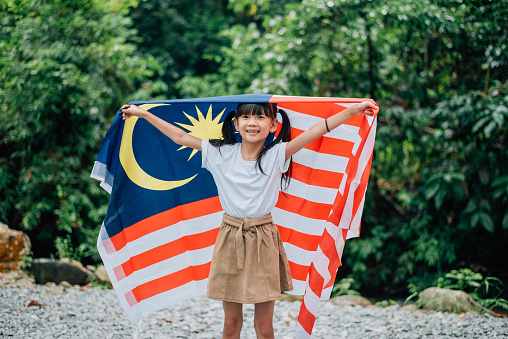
top-left (1, 0), bottom-right (507, 301)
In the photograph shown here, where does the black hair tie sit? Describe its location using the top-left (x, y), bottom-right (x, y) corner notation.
top-left (325, 118), bottom-right (330, 133)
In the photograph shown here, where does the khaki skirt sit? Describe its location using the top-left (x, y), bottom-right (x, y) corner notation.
top-left (206, 213), bottom-right (293, 304)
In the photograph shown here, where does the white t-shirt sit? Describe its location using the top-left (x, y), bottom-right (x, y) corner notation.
top-left (201, 139), bottom-right (290, 218)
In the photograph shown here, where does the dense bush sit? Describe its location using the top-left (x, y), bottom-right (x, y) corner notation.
top-left (0, 0), bottom-right (160, 262)
top-left (344, 83), bottom-right (508, 297)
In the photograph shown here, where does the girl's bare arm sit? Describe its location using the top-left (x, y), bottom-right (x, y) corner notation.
top-left (285, 101), bottom-right (378, 159)
top-left (121, 104), bottom-right (202, 151)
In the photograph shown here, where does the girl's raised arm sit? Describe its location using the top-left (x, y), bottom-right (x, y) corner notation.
top-left (285, 101), bottom-right (378, 159)
top-left (121, 104), bottom-right (202, 151)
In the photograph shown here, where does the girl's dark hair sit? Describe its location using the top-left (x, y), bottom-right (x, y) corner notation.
top-left (210, 103), bottom-right (293, 192)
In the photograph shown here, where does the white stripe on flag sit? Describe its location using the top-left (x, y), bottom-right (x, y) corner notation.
top-left (347, 192), bottom-right (366, 240)
top-left (285, 178), bottom-right (339, 205)
top-left (287, 279), bottom-right (332, 299)
top-left (312, 246), bottom-right (332, 284)
top-left (335, 103), bottom-right (358, 108)
top-left (287, 279), bottom-right (306, 295)
top-left (292, 148), bottom-right (349, 173)
top-left (325, 220), bottom-right (340, 240)
top-left (337, 119), bottom-right (377, 230)
top-left (303, 290), bottom-right (320, 315)
top-left (354, 118), bottom-right (377, 185)
top-left (272, 208), bottom-right (327, 235)
top-left (136, 279), bottom-right (209, 321)
top-left (295, 322), bottom-right (311, 339)
top-left (338, 172), bottom-right (348, 195)
top-left (284, 243), bottom-right (316, 267)
top-left (132, 246), bottom-right (214, 286)
top-left (321, 285), bottom-right (333, 300)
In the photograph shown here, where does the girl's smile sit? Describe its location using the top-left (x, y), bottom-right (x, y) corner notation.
top-left (235, 114), bottom-right (278, 144)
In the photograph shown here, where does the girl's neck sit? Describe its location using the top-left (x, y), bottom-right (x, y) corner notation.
top-left (240, 142), bottom-right (264, 161)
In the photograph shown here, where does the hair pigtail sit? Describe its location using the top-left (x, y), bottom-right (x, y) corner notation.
top-left (210, 110), bottom-right (237, 148)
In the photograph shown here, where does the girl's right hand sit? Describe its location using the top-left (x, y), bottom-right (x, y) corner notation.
top-left (121, 104), bottom-right (146, 120)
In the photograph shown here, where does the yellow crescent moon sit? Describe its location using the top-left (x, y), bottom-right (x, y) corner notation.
top-left (119, 103), bottom-right (197, 191)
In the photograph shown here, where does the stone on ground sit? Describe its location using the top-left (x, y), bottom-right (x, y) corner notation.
top-left (31, 258), bottom-right (93, 286)
top-left (0, 223), bottom-right (31, 271)
top-left (418, 287), bottom-right (476, 313)
top-left (94, 265), bottom-right (111, 286)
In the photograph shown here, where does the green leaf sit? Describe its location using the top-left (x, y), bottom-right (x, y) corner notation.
top-left (472, 116), bottom-right (489, 133)
top-left (493, 176), bottom-right (508, 186)
top-left (450, 172), bottom-right (465, 181)
top-left (471, 212), bottom-right (479, 228)
top-left (424, 181), bottom-right (441, 200)
top-left (452, 183), bottom-right (464, 200)
top-left (435, 189), bottom-right (447, 210)
top-left (478, 212), bottom-right (495, 233)
top-left (502, 212), bottom-right (508, 230)
top-left (463, 200), bottom-right (477, 214)
top-left (443, 173), bottom-right (452, 183)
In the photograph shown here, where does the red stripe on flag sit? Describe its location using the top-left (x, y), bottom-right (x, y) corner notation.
top-left (323, 228), bottom-right (348, 289)
top-left (297, 301), bottom-right (316, 336)
top-left (131, 262), bottom-right (211, 304)
top-left (277, 225), bottom-right (321, 252)
top-left (279, 102), bottom-right (344, 118)
top-left (107, 197), bottom-right (222, 252)
top-left (270, 96), bottom-right (371, 104)
top-left (288, 260), bottom-right (310, 281)
top-left (343, 115), bottom-right (363, 127)
top-left (276, 193), bottom-right (331, 220)
top-left (307, 263), bottom-right (326, 297)
top-left (291, 128), bottom-right (354, 157)
top-left (290, 162), bottom-right (344, 189)
top-left (329, 117), bottom-right (374, 226)
top-left (118, 228), bottom-right (219, 280)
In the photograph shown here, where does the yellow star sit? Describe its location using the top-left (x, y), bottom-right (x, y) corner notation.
top-left (176, 105), bottom-right (225, 160)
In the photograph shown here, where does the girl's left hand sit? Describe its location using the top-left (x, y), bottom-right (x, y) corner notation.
top-left (350, 101), bottom-right (378, 116)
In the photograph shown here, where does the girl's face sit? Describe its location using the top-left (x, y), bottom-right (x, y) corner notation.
top-left (234, 112), bottom-right (278, 145)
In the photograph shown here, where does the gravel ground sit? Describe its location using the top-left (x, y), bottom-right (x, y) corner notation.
top-left (1, 283), bottom-right (507, 339)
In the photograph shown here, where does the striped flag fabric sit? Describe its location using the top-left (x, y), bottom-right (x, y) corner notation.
top-left (90, 94), bottom-right (378, 337)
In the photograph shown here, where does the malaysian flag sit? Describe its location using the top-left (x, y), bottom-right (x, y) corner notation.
top-left (90, 94), bottom-right (378, 337)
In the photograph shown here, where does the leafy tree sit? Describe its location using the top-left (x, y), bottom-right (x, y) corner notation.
top-left (127, 0), bottom-right (234, 99)
top-left (0, 0), bottom-right (159, 261)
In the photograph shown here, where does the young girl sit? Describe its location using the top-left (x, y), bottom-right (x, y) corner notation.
top-left (121, 101), bottom-right (376, 339)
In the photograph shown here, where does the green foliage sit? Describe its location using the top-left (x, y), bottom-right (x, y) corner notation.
top-left (331, 277), bottom-right (361, 298)
top-left (438, 269), bottom-right (484, 292)
top-left (88, 271), bottom-right (112, 290)
top-left (375, 299), bottom-right (398, 308)
top-left (128, 0), bottom-right (233, 99)
top-left (18, 249), bottom-right (33, 270)
top-left (54, 235), bottom-right (83, 262)
top-left (438, 268), bottom-right (508, 312)
top-left (405, 283), bottom-right (422, 305)
top-left (0, 0), bottom-right (160, 262)
top-left (344, 82), bottom-right (508, 296)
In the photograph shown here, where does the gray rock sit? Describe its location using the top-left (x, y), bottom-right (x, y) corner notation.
top-left (58, 281), bottom-right (72, 288)
top-left (419, 287), bottom-right (477, 313)
top-left (95, 264), bottom-right (111, 285)
top-left (31, 258), bottom-right (93, 285)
